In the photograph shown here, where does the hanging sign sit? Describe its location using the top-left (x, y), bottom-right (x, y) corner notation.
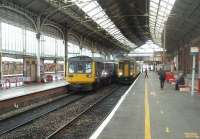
top-left (190, 47), bottom-right (199, 55)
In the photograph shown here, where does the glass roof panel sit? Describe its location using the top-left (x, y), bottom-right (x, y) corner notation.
top-left (149, 0), bottom-right (176, 45)
top-left (152, 0), bottom-right (160, 3)
top-left (150, 6), bottom-right (158, 12)
top-left (97, 19), bottom-right (110, 26)
top-left (113, 30), bottom-right (120, 34)
top-left (103, 21), bottom-right (113, 28)
top-left (168, 0), bottom-right (176, 4)
top-left (88, 8), bottom-right (102, 17)
top-left (70, 0), bottom-right (137, 48)
top-left (81, 2), bottom-right (98, 12)
top-left (89, 11), bottom-right (106, 22)
top-left (160, 1), bottom-right (168, 7)
top-left (109, 28), bottom-right (118, 34)
top-left (105, 25), bottom-right (115, 30)
top-left (151, 2), bottom-right (158, 9)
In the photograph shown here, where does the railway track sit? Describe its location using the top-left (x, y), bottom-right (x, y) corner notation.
top-left (0, 84), bottom-right (125, 139)
top-left (0, 92), bottom-right (86, 136)
top-left (45, 86), bottom-right (121, 139)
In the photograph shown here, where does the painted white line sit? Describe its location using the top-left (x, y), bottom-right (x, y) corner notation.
top-left (89, 74), bottom-right (141, 139)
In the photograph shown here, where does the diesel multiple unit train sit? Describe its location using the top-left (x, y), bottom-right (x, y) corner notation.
top-left (65, 56), bottom-right (140, 91)
top-left (117, 58), bottom-right (140, 84)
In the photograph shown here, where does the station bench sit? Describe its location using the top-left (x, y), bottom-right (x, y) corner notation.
top-left (165, 72), bottom-right (191, 92)
top-left (169, 78), bottom-right (176, 85)
top-left (178, 85), bottom-right (191, 92)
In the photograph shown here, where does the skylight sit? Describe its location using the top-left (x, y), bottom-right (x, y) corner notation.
top-left (67, 0), bottom-right (137, 48)
top-left (128, 40), bottom-right (163, 57)
top-left (149, 0), bottom-right (176, 45)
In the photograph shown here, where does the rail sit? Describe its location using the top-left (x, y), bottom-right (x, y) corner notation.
top-left (46, 86), bottom-right (120, 139)
top-left (0, 93), bottom-right (85, 136)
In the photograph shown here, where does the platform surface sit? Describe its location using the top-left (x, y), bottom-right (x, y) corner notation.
top-left (0, 81), bottom-right (68, 101)
top-left (93, 72), bottom-right (200, 139)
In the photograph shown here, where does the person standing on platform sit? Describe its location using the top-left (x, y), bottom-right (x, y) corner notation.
top-left (145, 69), bottom-right (148, 78)
top-left (159, 68), bottom-right (165, 89)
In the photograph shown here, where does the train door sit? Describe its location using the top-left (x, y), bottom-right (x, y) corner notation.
top-left (124, 62), bottom-right (129, 77)
top-left (118, 62), bottom-right (123, 76)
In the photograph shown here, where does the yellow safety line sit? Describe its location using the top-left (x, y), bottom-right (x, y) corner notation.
top-left (145, 79), bottom-right (152, 139)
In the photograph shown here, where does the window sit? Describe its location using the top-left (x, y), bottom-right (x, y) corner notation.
top-left (26, 30), bottom-right (37, 55)
top-left (2, 23), bottom-right (23, 53)
top-left (85, 62), bottom-right (92, 73)
top-left (1, 22), bottom-right (65, 57)
top-left (69, 62), bottom-right (92, 73)
top-left (68, 42), bottom-right (81, 58)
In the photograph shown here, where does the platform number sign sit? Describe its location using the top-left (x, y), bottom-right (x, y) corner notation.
top-left (190, 47), bottom-right (199, 56)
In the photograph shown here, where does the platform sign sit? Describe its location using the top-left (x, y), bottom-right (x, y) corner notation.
top-left (190, 47), bottom-right (199, 95)
top-left (190, 47), bottom-right (199, 55)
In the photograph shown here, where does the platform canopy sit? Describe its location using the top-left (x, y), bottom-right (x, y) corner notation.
top-left (165, 0), bottom-right (200, 53)
top-left (71, 0), bottom-right (137, 49)
top-left (128, 40), bottom-right (163, 57)
top-left (2, 0), bottom-right (152, 54)
top-left (98, 0), bottom-right (150, 47)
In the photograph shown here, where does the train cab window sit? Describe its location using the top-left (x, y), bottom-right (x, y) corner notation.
top-left (77, 63), bottom-right (83, 73)
top-left (69, 62), bottom-right (92, 74)
top-left (85, 62), bottom-right (92, 73)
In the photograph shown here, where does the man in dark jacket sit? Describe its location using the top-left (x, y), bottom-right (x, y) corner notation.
top-left (159, 68), bottom-right (165, 89)
top-left (145, 69), bottom-right (148, 78)
top-left (175, 73), bottom-right (185, 90)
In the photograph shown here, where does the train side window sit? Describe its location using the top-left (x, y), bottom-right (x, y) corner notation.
top-left (77, 63), bottom-right (83, 73)
top-left (130, 63), bottom-right (134, 69)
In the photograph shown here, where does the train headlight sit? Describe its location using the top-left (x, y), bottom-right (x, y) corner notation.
top-left (130, 72), bottom-right (133, 76)
top-left (103, 72), bottom-right (108, 75)
top-left (102, 71), bottom-right (108, 77)
top-left (119, 72), bottom-right (123, 76)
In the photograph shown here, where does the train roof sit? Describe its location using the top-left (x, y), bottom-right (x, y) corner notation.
top-left (68, 56), bottom-right (92, 61)
top-left (68, 56), bottom-right (104, 62)
top-left (118, 57), bottom-right (136, 62)
top-left (117, 56), bottom-right (136, 60)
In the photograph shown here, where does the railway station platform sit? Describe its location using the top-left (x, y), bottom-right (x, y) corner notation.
top-left (91, 72), bottom-right (200, 139)
top-left (0, 81), bottom-right (68, 101)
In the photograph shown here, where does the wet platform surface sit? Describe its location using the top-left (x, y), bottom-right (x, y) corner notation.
top-left (0, 81), bottom-right (68, 101)
top-left (92, 72), bottom-right (200, 139)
